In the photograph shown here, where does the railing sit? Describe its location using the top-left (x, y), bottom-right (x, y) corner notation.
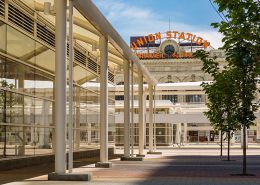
top-left (2, 0), bottom-right (115, 83)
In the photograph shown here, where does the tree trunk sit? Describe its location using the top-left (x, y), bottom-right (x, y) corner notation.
top-left (242, 124), bottom-right (247, 175)
top-left (227, 131), bottom-right (230, 161)
top-left (220, 130), bottom-right (223, 157)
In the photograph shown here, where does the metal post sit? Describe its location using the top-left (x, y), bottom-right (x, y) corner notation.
top-left (153, 86), bottom-right (156, 151)
top-left (55, 0), bottom-right (67, 174)
top-left (99, 35), bottom-right (108, 163)
top-left (68, 0), bottom-right (74, 173)
top-left (183, 123), bottom-right (188, 144)
top-left (148, 84), bottom-right (153, 152)
top-left (124, 60), bottom-right (130, 157)
top-left (75, 87), bottom-right (80, 151)
top-left (18, 75), bottom-right (25, 155)
top-left (131, 61), bottom-right (134, 157)
top-left (138, 73), bottom-right (144, 155)
top-left (175, 123), bottom-right (181, 146)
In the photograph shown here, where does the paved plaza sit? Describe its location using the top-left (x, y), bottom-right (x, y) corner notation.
top-left (1, 147), bottom-right (260, 185)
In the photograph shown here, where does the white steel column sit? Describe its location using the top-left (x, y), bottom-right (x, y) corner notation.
top-left (148, 84), bottom-right (153, 152)
top-left (175, 123), bottom-right (181, 145)
top-left (153, 86), bottom-right (156, 151)
top-left (124, 60), bottom-right (130, 157)
top-left (130, 61), bottom-right (134, 157)
top-left (74, 87), bottom-right (80, 151)
top-left (257, 121), bottom-right (260, 140)
top-left (138, 73), bottom-right (144, 155)
top-left (99, 35), bottom-right (108, 163)
top-left (55, 0), bottom-right (67, 174)
top-left (183, 123), bottom-right (188, 144)
top-left (68, 0), bottom-right (74, 173)
top-left (87, 123), bottom-right (92, 144)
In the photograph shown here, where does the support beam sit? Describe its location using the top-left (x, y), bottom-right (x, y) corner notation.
top-left (74, 86), bottom-right (80, 151)
top-left (49, 1), bottom-right (92, 180)
top-left (68, 0), bottom-right (74, 173)
top-left (95, 35), bottom-right (111, 168)
top-left (147, 85), bottom-right (161, 155)
top-left (19, 46), bottom-right (48, 61)
top-left (148, 84), bottom-right (153, 153)
top-left (130, 61), bottom-right (134, 157)
top-left (124, 60), bottom-right (130, 157)
top-left (183, 123), bottom-right (188, 144)
top-left (18, 75), bottom-right (25, 155)
top-left (175, 123), bottom-right (181, 145)
top-left (153, 87), bottom-right (156, 151)
top-left (54, 0), bottom-right (67, 174)
top-left (122, 73), bottom-right (144, 161)
top-left (138, 73), bottom-right (145, 156)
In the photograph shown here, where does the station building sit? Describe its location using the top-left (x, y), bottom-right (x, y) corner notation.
top-left (113, 32), bottom-right (260, 146)
top-left (0, 0), bottom-right (259, 176)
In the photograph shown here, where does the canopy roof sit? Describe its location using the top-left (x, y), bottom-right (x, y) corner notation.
top-left (17, 0), bottom-right (157, 85)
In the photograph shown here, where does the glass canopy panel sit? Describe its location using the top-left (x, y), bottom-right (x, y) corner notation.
top-left (6, 26), bottom-right (35, 60)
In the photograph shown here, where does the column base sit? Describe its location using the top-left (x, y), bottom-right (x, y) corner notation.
top-left (120, 156), bottom-right (143, 161)
top-left (48, 172), bottom-right (92, 181)
top-left (147, 151), bottom-right (162, 154)
top-left (95, 162), bottom-right (112, 168)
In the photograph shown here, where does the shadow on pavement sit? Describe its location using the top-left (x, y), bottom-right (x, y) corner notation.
top-left (134, 155), bottom-right (260, 185)
top-left (0, 154), bottom-right (120, 184)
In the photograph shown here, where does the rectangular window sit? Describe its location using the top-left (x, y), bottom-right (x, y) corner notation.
top-left (162, 95), bottom-right (178, 103)
top-left (115, 95), bottom-right (124, 100)
top-left (186, 95), bottom-right (202, 103)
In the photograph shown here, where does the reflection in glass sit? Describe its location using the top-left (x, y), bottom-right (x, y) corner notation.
top-left (0, 21), bottom-right (6, 53)
top-left (7, 26), bottom-right (35, 60)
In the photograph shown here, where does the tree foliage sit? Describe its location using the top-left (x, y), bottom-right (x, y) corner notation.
top-left (211, 0), bottom-right (260, 128)
top-left (194, 50), bottom-right (240, 138)
top-left (196, 0), bottom-right (259, 174)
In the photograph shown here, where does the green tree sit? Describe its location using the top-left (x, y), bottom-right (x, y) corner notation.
top-left (194, 50), bottom-right (240, 161)
top-left (205, 0), bottom-right (259, 175)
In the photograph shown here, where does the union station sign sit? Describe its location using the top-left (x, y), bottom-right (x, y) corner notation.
top-left (130, 31), bottom-right (210, 60)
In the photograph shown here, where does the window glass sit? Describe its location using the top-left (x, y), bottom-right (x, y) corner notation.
top-left (162, 95), bottom-right (178, 103)
top-left (186, 95), bottom-right (202, 103)
top-left (7, 26), bottom-right (35, 61)
top-left (0, 21), bottom-right (6, 53)
top-left (35, 42), bottom-right (55, 72)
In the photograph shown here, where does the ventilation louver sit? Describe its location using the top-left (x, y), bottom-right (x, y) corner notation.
top-left (8, 0), bottom-right (101, 77)
top-left (74, 48), bottom-right (86, 66)
top-left (37, 23), bottom-right (55, 47)
top-left (8, 4), bottom-right (33, 35)
top-left (108, 72), bottom-right (114, 83)
top-left (87, 58), bottom-right (97, 73)
top-left (0, 0), bottom-right (4, 17)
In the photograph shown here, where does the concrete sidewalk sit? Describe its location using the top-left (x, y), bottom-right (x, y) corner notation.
top-left (3, 148), bottom-right (260, 185)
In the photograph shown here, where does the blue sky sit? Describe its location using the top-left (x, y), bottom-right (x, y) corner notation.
top-left (92, 0), bottom-right (224, 48)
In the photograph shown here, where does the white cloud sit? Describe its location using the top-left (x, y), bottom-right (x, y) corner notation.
top-left (194, 31), bottom-right (223, 49)
top-left (94, 0), bottom-right (224, 49)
